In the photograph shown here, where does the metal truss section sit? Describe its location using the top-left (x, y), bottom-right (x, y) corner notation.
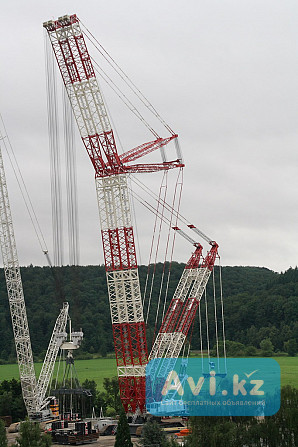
top-left (107, 269), bottom-right (144, 323)
top-left (149, 332), bottom-right (176, 361)
top-left (149, 245), bottom-right (203, 360)
top-left (188, 268), bottom-right (211, 308)
top-left (118, 376), bottom-right (146, 413)
top-left (102, 227), bottom-right (137, 271)
top-left (44, 15), bottom-right (111, 136)
top-left (118, 365), bottom-right (146, 377)
top-left (171, 268), bottom-right (199, 302)
top-left (37, 302), bottom-right (69, 408)
top-left (44, 16), bottom-right (183, 179)
top-left (149, 264), bottom-right (214, 386)
top-left (149, 268), bottom-right (205, 360)
top-left (112, 322), bottom-right (147, 366)
top-left (67, 79), bottom-right (110, 137)
top-left (96, 175), bottom-right (131, 230)
top-left (0, 140), bottom-right (38, 416)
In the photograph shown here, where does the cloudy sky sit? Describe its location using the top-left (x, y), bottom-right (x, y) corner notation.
top-left (0, 0), bottom-right (297, 273)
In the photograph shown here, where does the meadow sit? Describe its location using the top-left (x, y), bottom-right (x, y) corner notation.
top-left (0, 356), bottom-right (297, 391)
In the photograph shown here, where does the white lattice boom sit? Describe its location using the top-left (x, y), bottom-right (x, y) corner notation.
top-left (37, 302), bottom-right (69, 409)
top-left (0, 137), bottom-right (38, 416)
top-left (148, 243), bottom-right (218, 380)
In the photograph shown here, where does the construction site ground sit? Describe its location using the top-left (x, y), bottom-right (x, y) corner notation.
top-left (6, 430), bottom-right (184, 446)
top-left (6, 430), bottom-right (138, 446)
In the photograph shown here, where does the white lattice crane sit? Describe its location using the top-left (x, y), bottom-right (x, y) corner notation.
top-left (0, 129), bottom-right (69, 417)
top-left (0, 133), bottom-right (38, 416)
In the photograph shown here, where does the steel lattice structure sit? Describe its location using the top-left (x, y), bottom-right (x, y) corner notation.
top-left (43, 14), bottom-right (219, 414)
top-left (0, 130), bottom-right (69, 417)
top-left (37, 302), bottom-right (69, 409)
top-left (43, 14), bottom-right (184, 413)
top-left (0, 137), bottom-right (38, 416)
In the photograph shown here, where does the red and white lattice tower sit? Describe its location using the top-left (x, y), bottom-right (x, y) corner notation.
top-left (43, 14), bottom-right (183, 413)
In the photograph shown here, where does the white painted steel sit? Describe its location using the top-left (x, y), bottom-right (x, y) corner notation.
top-left (0, 137), bottom-right (38, 416)
top-left (107, 270), bottom-right (144, 324)
top-left (163, 268), bottom-right (211, 360)
top-left (96, 175), bottom-right (131, 230)
top-left (149, 268), bottom-right (205, 361)
top-left (37, 302), bottom-right (69, 409)
top-left (97, 175), bottom-right (145, 325)
top-left (148, 267), bottom-right (211, 382)
top-left (46, 20), bottom-right (148, 401)
top-left (118, 365), bottom-right (146, 377)
top-left (50, 21), bottom-right (111, 136)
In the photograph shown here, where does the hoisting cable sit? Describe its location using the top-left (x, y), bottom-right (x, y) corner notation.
top-left (91, 57), bottom-right (159, 138)
top-left (62, 86), bottom-right (80, 266)
top-left (80, 20), bottom-right (175, 136)
top-left (198, 300), bottom-right (205, 374)
top-left (212, 267), bottom-right (220, 372)
top-left (45, 33), bottom-right (64, 267)
top-left (127, 182), bottom-right (198, 246)
top-left (0, 114), bottom-right (66, 305)
top-left (219, 259), bottom-right (227, 374)
top-left (185, 314), bottom-right (196, 359)
top-left (160, 168), bottom-right (184, 325)
top-left (0, 115), bottom-right (49, 256)
top-left (145, 171), bottom-right (168, 325)
top-left (153, 173), bottom-right (171, 336)
top-left (129, 174), bottom-right (213, 245)
top-left (204, 287), bottom-right (211, 364)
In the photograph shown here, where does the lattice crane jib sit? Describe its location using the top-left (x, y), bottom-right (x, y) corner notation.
top-left (43, 14), bottom-right (184, 413)
top-left (37, 302), bottom-right (69, 409)
top-left (0, 138), bottom-right (38, 416)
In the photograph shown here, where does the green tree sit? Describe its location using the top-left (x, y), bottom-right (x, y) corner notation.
top-left (12, 420), bottom-right (51, 447)
top-left (0, 380), bottom-right (26, 422)
top-left (139, 420), bottom-right (170, 447)
top-left (103, 377), bottom-right (121, 414)
top-left (260, 338), bottom-right (274, 356)
top-left (0, 419), bottom-right (7, 447)
top-left (284, 338), bottom-right (297, 356)
top-left (114, 407), bottom-right (132, 447)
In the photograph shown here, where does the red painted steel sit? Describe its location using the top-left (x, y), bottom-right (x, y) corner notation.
top-left (119, 135), bottom-right (178, 164)
top-left (101, 227), bottom-right (138, 271)
top-left (185, 244), bottom-right (203, 269)
top-left (158, 245), bottom-right (203, 334)
top-left (201, 242), bottom-right (219, 270)
top-left (44, 14), bottom-right (184, 413)
top-left (174, 243), bottom-right (219, 336)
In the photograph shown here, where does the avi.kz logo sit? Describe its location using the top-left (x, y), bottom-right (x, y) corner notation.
top-left (146, 358), bottom-right (280, 416)
top-left (161, 368), bottom-right (265, 397)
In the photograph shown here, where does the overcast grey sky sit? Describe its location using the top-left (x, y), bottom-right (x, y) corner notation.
top-left (0, 0), bottom-right (297, 272)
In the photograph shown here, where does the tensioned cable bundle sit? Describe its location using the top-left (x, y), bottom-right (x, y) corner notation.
top-left (62, 88), bottom-right (80, 266)
top-left (0, 115), bottom-right (49, 256)
top-left (80, 20), bottom-right (175, 136)
top-left (45, 33), bottom-right (64, 267)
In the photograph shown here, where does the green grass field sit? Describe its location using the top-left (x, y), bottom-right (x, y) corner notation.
top-left (0, 356), bottom-right (297, 391)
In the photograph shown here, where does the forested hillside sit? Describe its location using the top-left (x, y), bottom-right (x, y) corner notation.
top-left (0, 263), bottom-right (297, 362)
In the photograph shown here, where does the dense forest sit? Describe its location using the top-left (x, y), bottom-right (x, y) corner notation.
top-left (0, 263), bottom-right (297, 362)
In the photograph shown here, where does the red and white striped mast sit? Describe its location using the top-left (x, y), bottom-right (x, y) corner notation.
top-left (43, 14), bottom-right (183, 413)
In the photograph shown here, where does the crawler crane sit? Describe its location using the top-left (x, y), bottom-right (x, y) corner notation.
top-left (43, 14), bottom-right (220, 415)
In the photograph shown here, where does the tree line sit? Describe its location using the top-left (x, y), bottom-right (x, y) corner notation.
top-left (0, 263), bottom-right (297, 362)
top-left (1, 378), bottom-right (297, 447)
